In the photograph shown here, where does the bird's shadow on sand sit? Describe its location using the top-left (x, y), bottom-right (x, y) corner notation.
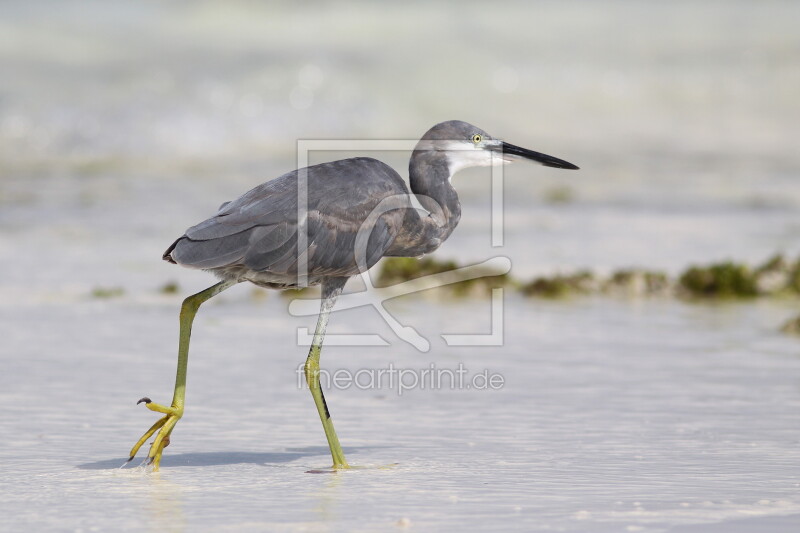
top-left (77, 446), bottom-right (383, 470)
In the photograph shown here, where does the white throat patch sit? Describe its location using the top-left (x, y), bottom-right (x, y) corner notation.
top-left (438, 140), bottom-right (505, 180)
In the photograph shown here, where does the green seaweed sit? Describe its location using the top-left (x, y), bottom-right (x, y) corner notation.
top-left (752, 253), bottom-right (796, 295)
top-left (377, 256), bottom-right (509, 297)
top-left (520, 271), bottom-right (594, 299)
top-left (678, 262), bottom-right (758, 298)
top-left (377, 257), bottom-right (459, 285)
top-left (606, 269), bottom-right (670, 295)
top-left (788, 257), bottom-right (800, 295)
top-left (780, 314), bottom-right (800, 336)
top-left (756, 253), bottom-right (787, 274)
top-left (542, 185), bottom-right (575, 205)
top-left (91, 286), bottom-right (125, 299)
top-left (159, 281), bottom-right (180, 294)
top-left (447, 269), bottom-right (512, 297)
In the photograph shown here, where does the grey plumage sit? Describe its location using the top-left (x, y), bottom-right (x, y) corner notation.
top-left (164, 120), bottom-right (579, 290)
top-left (165, 157), bottom-right (409, 288)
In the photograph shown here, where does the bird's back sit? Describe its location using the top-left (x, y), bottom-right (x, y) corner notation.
top-left (165, 157), bottom-right (410, 288)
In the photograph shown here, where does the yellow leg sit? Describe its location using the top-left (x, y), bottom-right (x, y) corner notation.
top-left (304, 278), bottom-right (349, 469)
top-left (128, 279), bottom-right (238, 470)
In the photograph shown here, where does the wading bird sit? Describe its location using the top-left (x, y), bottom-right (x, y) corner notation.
top-left (128, 120), bottom-right (578, 470)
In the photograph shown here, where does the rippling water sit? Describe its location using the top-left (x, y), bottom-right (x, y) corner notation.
top-left (1, 1), bottom-right (799, 532)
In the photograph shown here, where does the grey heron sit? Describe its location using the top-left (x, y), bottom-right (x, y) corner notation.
top-left (128, 120), bottom-right (578, 470)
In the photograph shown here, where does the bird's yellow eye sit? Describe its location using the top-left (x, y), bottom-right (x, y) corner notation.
top-left (471, 133), bottom-right (483, 144)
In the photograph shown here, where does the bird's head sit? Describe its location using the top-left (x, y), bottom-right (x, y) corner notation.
top-left (414, 120), bottom-right (579, 177)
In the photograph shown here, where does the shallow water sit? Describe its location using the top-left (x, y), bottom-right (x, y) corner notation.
top-left (1, 1), bottom-right (799, 531)
top-left (2, 294), bottom-right (799, 532)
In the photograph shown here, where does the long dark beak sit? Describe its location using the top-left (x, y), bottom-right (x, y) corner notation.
top-left (499, 142), bottom-right (579, 170)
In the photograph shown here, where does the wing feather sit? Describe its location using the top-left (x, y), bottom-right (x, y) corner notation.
top-left (165, 157), bottom-right (410, 281)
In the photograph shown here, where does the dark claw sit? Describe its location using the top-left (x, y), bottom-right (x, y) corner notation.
top-left (127, 456), bottom-right (135, 463)
top-left (137, 397), bottom-right (152, 405)
top-left (147, 456), bottom-right (155, 466)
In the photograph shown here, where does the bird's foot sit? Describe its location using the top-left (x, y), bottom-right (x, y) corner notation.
top-left (126, 397), bottom-right (183, 471)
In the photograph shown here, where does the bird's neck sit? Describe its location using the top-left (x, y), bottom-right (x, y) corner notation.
top-left (397, 151), bottom-right (462, 256)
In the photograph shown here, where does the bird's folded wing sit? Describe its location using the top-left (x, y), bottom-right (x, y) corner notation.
top-left (166, 158), bottom-right (407, 276)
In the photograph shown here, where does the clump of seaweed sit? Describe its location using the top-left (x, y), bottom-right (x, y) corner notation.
top-left (159, 281), bottom-right (180, 295)
top-left (603, 269), bottom-right (670, 297)
top-left (377, 257), bottom-right (458, 285)
top-left (377, 257), bottom-right (510, 297)
top-left (448, 267), bottom-right (512, 298)
top-left (786, 256), bottom-right (800, 295)
top-left (676, 254), bottom-right (800, 299)
top-left (753, 253), bottom-right (793, 294)
top-left (520, 271), bottom-right (595, 299)
top-left (780, 314), bottom-right (800, 336)
top-left (91, 286), bottom-right (125, 299)
top-left (678, 261), bottom-right (758, 298)
top-left (542, 185), bottom-right (575, 205)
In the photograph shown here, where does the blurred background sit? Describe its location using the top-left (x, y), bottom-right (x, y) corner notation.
top-left (1, 0), bottom-right (799, 298)
top-left (2, 2), bottom-right (800, 531)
